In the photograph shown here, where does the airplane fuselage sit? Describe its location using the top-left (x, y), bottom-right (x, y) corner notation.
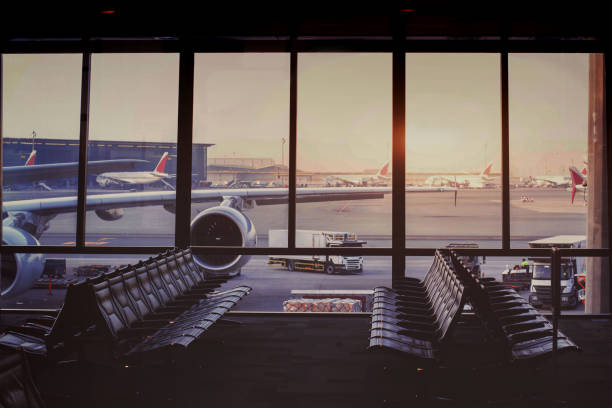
top-left (96, 171), bottom-right (168, 187)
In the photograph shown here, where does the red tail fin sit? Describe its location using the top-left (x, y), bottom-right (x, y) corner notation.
top-left (154, 152), bottom-right (169, 173)
top-left (25, 150), bottom-right (36, 166)
top-left (377, 161), bottom-right (390, 177)
top-left (569, 166), bottom-right (586, 204)
top-left (481, 162), bottom-right (493, 177)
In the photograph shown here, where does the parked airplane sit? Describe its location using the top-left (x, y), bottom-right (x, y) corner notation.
top-left (1, 184), bottom-right (456, 298)
top-left (529, 173), bottom-right (572, 188)
top-left (3, 155), bottom-right (147, 185)
top-left (569, 166), bottom-right (587, 204)
top-left (96, 152), bottom-right (174, 189)
top-left (324, 161), bottom-right (390, 187)
top-left (424, 161), bottom-right (495, 188)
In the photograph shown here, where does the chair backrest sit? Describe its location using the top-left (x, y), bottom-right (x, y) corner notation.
top-left (92, 281), bottom-right (128, 339)
top-left (108, 275), bottom-right (142, 327)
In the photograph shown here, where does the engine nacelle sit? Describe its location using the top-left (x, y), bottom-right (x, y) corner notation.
top-left (1, 226), bottom-right (45, 299)
top-left (190, 206), bottom-right (256, 276)
top-left (95, 208), bottom-right (124, 221)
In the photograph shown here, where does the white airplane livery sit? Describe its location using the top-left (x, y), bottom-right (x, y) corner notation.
top-left (424, 161), bottom-right (495, 188)
top-left (325, 161), bottom-right (390, 187)
top-left (1, 183), bottom-right (456, 299)
top-left (96, 152), bottom-right (173, 189)
top-left (529, 174), bottom-right (571, 188)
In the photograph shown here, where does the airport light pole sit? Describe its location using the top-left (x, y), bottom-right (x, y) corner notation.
top-left (281, 137), bottom-right (286, 182)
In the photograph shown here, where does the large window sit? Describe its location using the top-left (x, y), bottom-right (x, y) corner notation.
top-left (509, 54), bottom-right (589, 244)
top-left (87, 53), bottom-right (179, 246)
top-left (2, 54), bottom-right (82, 245)
top-left (0, 44), bottom-right (608, 314)
top-left (297, 53), bottom-right (392, 245)
top-left (405, 53), bottom-right (501, 248)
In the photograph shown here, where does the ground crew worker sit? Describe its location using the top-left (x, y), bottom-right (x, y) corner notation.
top-left (521, 258), bottom-right (529, 270)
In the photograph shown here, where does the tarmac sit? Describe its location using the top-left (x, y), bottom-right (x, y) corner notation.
top-left (1, 188), bottom-right (588, 314)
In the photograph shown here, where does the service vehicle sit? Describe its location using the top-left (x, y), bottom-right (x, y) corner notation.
top-left (526, 235), bottom-right (586, 309)
top-left (445, 243), bottom-right (485, 277)
top-left (268, 229), bottom-right (366, 274)
top-left (502, 262), bottom-right (533, 290)
top-left (73, 264), bottom-right (111, 277)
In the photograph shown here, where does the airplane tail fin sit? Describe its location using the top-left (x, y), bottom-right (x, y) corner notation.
top-left (154, 152), bottom-right (169, 173)
top-left (376, 160), bottom-right (390, 178)
top-left (480, 161), bottom-right (493, 177)
top-left (569, 166), bottom-right (586, 204)
top-left (25, 150), bottom-right (37, 166)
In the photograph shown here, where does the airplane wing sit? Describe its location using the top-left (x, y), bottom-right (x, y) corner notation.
top-left (3, 159), bottom-right (148, 184)
top-left (3, 186), bottom-right (456, 215)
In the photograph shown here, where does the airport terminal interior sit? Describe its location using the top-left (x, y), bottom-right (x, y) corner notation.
top-left (1, 4), bottom-right (612, 407)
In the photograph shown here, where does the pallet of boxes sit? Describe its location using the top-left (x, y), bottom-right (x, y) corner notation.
top-left (283, 298), bottom-right (362, 312)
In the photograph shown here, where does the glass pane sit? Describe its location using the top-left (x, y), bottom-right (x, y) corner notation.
top-left (86, 53), bottom-right (179, 246)
top-left (509, 54), bottom-right (589, 246)
top-left (191, 52), bottom-right (290, 273)
top-left (2, 54), bottom-right (82, 246)
top-left (233, 255), bottom-right (389, 312)
top-left (405, 53), bottom-right (501, 248)
top-left (0, 253), bottom-right (149, 310)
top-left (297, 53), bottom-right (392, 248)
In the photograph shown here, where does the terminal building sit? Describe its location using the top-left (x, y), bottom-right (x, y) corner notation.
top-left (208, 157), bottom-right (314, 186)
top-left (2, 137), bottom-right (213, 187)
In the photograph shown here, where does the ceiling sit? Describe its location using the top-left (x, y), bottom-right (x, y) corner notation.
top-left (1, 3), bottom-right (608, 41)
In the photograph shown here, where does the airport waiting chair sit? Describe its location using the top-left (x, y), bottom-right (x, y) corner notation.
top-left (37, 248), bottom-right (251, 364)
top-left (368, 250), bottom-right (467, 361)
top-left (449, 251), bottom-right (580, 362)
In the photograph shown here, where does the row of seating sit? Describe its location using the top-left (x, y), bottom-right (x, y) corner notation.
top-left (449, 250), bottom-right (580, 362)
top-left (43, 248), bottom-right (251, 362)
top-left (368, 251), bottom-right (466, 361)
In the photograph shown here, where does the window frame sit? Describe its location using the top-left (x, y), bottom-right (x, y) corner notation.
top-left (0, 36), bottom-right (609, 318)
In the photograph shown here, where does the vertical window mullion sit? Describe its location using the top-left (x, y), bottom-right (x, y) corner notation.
top-left (288, 39), bottom-right (298, 249)
top-left (604, 52), bottom-right (612, 307)
top-left (76, 51), bottom-right (91, 248)
top-left (0, 55), bottom-right (3, 247)
top-left (392, 39), bottom-right (406, 284)
top-left (501, 51), bottom-right (510, 249)
top-left (176, 49), bottom-right (194, 248)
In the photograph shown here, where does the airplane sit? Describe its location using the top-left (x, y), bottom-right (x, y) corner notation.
top-left (424, 161), bottom-right (495, 189)
top-left (529, 173), bottom-right (572, 188)
top-left (3, 157), bottom-right (148, 185)
top-left (1, 184), bottom-right (456, 298)
top-left (324, 161), bottom-right (390, 187)
top-left (569, 165), bottom-right (587, 204)
top-left (96, 152), bottom-right (175, 190)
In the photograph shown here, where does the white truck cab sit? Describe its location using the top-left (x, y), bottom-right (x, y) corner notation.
top-left (527, 235), bottom-right (586, 309)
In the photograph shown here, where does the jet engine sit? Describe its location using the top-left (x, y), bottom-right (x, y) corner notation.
top-left (1, 226), bottom-right (45, 298)
top-left (189, 206), bottom-right (256, 276)
top-left (95, 208), bottom-right (124, 221)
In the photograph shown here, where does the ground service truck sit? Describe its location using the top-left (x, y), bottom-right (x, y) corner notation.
top-left (526, 235), bottom-right (586, 309)
top-left (445, 243), bottom-right (485, 277)
top-left (268, 229), bottom-right (366, 274)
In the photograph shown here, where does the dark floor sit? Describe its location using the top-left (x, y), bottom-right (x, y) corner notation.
top-left (22, 314), bottom-right (612, 408)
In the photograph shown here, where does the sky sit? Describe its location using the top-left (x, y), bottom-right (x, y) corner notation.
top-left (2, 52), bottom-right (590, 176)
